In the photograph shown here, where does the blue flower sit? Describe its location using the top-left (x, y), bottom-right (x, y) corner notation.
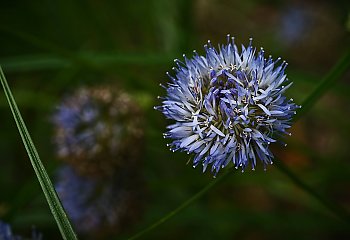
top-left (0, 221), bottom-right (42, 240)
top-left (157, 35), bottom-right (300, 176)
top-left (55, 166), bottom-right (143, 237)
top-left (52, 86), bottom-right (144, 177)
top-left (278, 6), bottom-right (312, 45)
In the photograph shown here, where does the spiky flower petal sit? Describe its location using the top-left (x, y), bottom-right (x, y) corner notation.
top-left (157, 36), bottom-right (300, 176)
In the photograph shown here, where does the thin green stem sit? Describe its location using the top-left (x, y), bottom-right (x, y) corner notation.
top-left (0, 66), bottom-right (78, 240)
top-left (127, 170), bottom-right (231, 240)
top-left (295, 48), bottom-right (350, 120)
top-left (274, 160), bottom-right (350, 223)
top-left (126, 49), bottom-right (350, 239)
top-left (271, 48), bottom-right (350, 222)
top-left (0, 26), bottom-right (98, 70)
top-left (0, 27), bottom-right (173, 74)
top-left (0, 53), bottom-right (173, 73)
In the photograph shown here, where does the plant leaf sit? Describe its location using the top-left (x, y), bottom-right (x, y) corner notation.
top-left (0, 66), bottom-right (78, 240)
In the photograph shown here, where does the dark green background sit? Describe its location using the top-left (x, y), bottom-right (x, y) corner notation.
top-left (0, 0), bottom-right (349, 239)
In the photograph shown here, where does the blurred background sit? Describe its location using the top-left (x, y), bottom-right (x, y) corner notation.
top-left (0, 0), bottom-right (349, 239)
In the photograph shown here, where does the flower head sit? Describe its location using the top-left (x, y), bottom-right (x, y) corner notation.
top-left (52, 86), bottom-right (143, 177)
top-left (0, 220), bottom-right (42, 240)
top-left (157, 35), bottom-right (300, 176)
top-left (55, 166), bottom-right (143, 237)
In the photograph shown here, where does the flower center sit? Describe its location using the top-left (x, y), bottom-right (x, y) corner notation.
top-left (201, 64), bottom-right (268, 139)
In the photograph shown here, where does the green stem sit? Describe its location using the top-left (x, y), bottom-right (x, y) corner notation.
top-left (296, 48), bottom-right (350, 120)
top-left (271, 48), bottom-right (350, 222)
top-left (126, 49), bottom-right (350, 239)
top-left (127, 170), bottom-right (231, 240)
top-left (0, 26), bottom-right (98, 70)
top-left (274, 160), bottom-right (350, 223)
top-left (0, 27), bottom-right (173, 73)
top-left (0, 67), bottom-right (78, 240)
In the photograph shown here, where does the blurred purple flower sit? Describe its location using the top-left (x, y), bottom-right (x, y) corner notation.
top-left (52, 86), bottom-right (143, 177)
top-left (0, 221), bottom-right (42, 240)
top-left (278, 6), bottom-right (312, 45)
top-left (55, 166), bottom-right (143, 237)
top-left (156, 35), bottom-right (300, 176)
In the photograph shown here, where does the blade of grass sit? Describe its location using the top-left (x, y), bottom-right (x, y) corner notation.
top-left (274, 159), bottom-right (350, 223)
top-left (0, 26), bottom-right (173, 73)
top-left (296, 48), bottom-right (350, 120)
top-left (0, 52), bottom-right (172, 72)
top-left (0, 66), bottom-right (77, 240)
top-left (0, 55), bottom-right (72, 72)
top-left (126, 49), bottom-right (350, 240)
top-left (0, 26), bottom-right (97, 70)
top-left (126, 169), bottom-right (231, 240)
